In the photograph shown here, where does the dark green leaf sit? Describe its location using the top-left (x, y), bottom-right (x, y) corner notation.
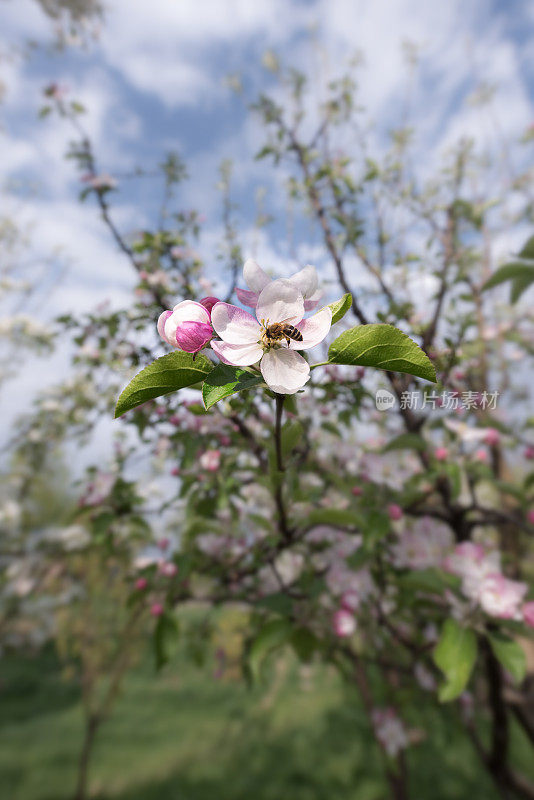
top-left (202, 363), bottom-right (263, 410)
top-left (433, 619), bottom-right (477, 702)
top-left (291, 628), bottom-right (319, 662)
top-left (328, 324), bottom-right (436, 383)
top-left (115, 351), bottom-right (213, 418)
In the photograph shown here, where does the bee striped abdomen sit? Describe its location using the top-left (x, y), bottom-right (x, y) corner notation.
top-left (282, 325), bottom-right (303, 342)
top-left (264, 322), bottom-right (304, 346)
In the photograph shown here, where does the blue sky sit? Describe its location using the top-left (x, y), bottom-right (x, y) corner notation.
top-left (1, 0), bottom-right (533, 447)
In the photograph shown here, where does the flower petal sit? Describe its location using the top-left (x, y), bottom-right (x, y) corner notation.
top-left (235, 287), bottom-right (259, 308)
top-left (287, 265), bottom-right (318, 299)
top-left (289, 306), bottom-right (332, 350)
top-left (157, 310), bottom-right (173, 344)
top-left (243, 258), bottom-right (271, 293)
top-left (175, 321), bottom-right (213, 353)
top-left (163, 300), bottom-right (211, 345)
top-left (304, 289), bottom-right (323, 311)
top-left (256, 279), bottom-right (304, 326)
top-left (211, 339), bottom-right (263, 366)
top-left (260, 348), bottom-right (310, 394)
top-left (211, 302), bottom-right (261, 344)
top-left (171, 300), bottom-right (211, 324)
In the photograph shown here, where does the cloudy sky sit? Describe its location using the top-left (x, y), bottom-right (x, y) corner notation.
top-left (1, 0), bottom-right (533, 448)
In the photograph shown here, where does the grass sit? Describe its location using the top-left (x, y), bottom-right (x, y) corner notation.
top-left (0, 640), bottom-right (530, 800)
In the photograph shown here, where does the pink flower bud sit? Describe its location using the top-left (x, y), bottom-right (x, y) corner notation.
top-left (527, 509), bottom-right (534, 525)
top-left (219, 435), bottom-right (231, 447)
top-left (522, 601), bottom-right (534, 628)
top-left (170, 466), bottom-right (181, 476)
top-left (434, 447), bottom-right (449, 462)
top-left (351, 486), bottom-right (363, 497)
top-left (484, 428), bottom-right (500, 446)
top-left (150, 603), bottom-right (164, 617)
top-left (387, 503), bottom-right (403, 521)
top-left (333, 608), bottom-right (356, 638)
top-left (524, 446), bottom-right (534, 460)
top-left (474, 448), bottom-right (488, 463)
top-left (135, 577), bottom-right (148, 591)
top-left (200, 296), bottom-right (220, 315)
top-left (157, 537), bottom-right (170, 550)
top-left (175, 321), bottom-right (213, 353)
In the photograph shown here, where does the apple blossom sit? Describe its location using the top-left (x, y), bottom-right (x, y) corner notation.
top-left (235, 258), bottom-right (322, 311)
top-left (157, 299), bottom-right (214, 354)
top-left (199, 449), bottom-right (221, 471)
top-left (478, 573), bottom-right (528, 619)
top-left (333, 608), bottom-right (356, 637)
top-left (210, 276), bottom-right (332, 395)
top-left (135, 577), bottom-right (148, 591)
top-left (159, 561), bottom-right (178, 578)
top-left (443, 542), bottom-right (501, 602)
top-left (371, 708), bottom-right (409, 758)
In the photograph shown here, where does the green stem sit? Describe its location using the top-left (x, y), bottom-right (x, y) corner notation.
top-left (274, 393), bottom-right (285, 472)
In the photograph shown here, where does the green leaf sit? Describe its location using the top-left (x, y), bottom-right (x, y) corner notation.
top-left (382, 433), bottom-right (427, 453)
top-left (482, 261), bottom-right (534, 300)
top-left (248, 618), bottom-right (292, 683)
top-left (511, 272), bottom-right (534, 303)
top-left (488, 633), bottom-right (527, 684)
top-left (328, 293), bottom-right (352, 325)
top-left (328, 324), bottom-right (436, 383)
top-left (433, 619), bottom-right (477, 702)
top-left (202, 363), bottom-right (263, 410)
top-left (114, 351), bottom-right (213, 418)
top-left (518, 235), bottom-right (534, 260)
top-left (291, 628), bottom-right (319, 662)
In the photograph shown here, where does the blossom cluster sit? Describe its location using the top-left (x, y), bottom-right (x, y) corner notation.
top-left (157, 260), bottom-right (332, 394)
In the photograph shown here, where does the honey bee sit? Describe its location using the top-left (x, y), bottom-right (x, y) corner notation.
top-left (263, 322), bottom-right (304, 347)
